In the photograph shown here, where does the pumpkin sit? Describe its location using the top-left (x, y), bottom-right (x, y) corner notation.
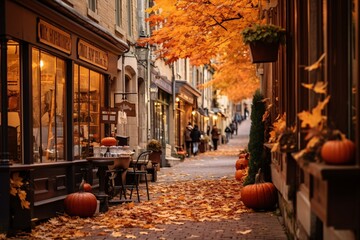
top-left (83, 182), bottom-right (92, 192)
top-left (235, 170), bottom-right (244, 181)
top-left (101, 137), bottom-right (117, 146)
top-left (64, 181), bottom-right (97, 217)
top-left (235, 158), bottom-right (249, 170)
top-left (241, 169), bottom-right (277, 210)
top-left (321, 137), bottom-right (355, 165)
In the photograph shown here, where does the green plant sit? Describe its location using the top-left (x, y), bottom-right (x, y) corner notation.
top-left (244, 89), bottom-right (270, 185)
top-left (241, 24), bottom-right (286, 45)
top-left (147, 139), bottom-right (162, 152)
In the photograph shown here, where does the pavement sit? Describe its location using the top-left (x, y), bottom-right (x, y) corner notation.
top-left (107, 119), bottom-right (289, 240)
top-left (9, 119), bottom-right (289, 240)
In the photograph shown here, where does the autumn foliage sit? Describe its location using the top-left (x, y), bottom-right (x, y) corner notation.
top-left (141, 0), bottom-right (267, 101)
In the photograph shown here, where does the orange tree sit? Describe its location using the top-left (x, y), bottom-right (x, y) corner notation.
top-left (140, 0), bottom-right (264, 102)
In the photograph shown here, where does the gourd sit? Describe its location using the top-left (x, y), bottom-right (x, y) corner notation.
top-left (235, 158), bottom-right (249, 170)
top-left (83, 182), bottom-right (92, 192)
top-left (321, 137), bottom-right (355, 165)
top-left (241, 169), bottom-right (277, 210)
top-left (101, 137), bottom-right (117, 146)
top-left (64, 180), bottom-right (97, 217)
top-left (235, 170), bottom-right (244, 181)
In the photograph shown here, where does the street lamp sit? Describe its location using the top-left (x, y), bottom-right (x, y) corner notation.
top-left (150, 83), bottom-right (158, 100)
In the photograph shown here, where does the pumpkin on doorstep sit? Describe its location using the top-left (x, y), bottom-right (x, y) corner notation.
top-left (235, 170), bottom-right (244, 181)
top-left (101, 137), bottom-right (117, 146)
top-left (321, 135), bottom-right (355, 165)
top-left (241, 168), bottom-right (277, 210)
top-left (64, 180), bottom-right (97, 218)
top-left (82, 180), bottom-right (92, 192)
top-left (235, 158), bottom-right (249, 170)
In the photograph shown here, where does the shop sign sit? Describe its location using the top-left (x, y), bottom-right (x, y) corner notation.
top-left (78, 39), bottom-right (108, 70)
top-left (100, 107), bottom-right (118, 124)
top-left (178, 92), bottom-right (193, 104)
top-left (38, 19), bottom-right (71, 54)
top-left (115, 100), bottom-right (136, 117)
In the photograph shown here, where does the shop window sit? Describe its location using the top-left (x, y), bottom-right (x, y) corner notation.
top-left (2, 40), bottom-right (21, 163)
top-left (73, 64), bottom-right (103, 159)
top-left (32, 49), bottom-right (65, 163)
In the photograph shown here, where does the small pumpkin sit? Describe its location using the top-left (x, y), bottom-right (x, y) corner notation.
top-left (321, 136), bottom-right (355, 165)
top-left (83, 182), bottom-right (92, 192)
top-left (241, 169), bottom-right (277, 210)
top-left (235, 170), bottom-right (244, 181)
top-left (235, 158), bottom-right (249, 170)
top-left (64, 181), bottom-right (97, 217)
top-left (101, 137), bottom-right (117, 146)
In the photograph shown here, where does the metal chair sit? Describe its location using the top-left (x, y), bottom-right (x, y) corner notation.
top-left (125, 150), bottom-right (152, 202)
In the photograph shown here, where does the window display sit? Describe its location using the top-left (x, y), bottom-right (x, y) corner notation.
top-left (32, 49), bottom-right (65, 162)
top-left (73, 64), bottom-right (103, 159)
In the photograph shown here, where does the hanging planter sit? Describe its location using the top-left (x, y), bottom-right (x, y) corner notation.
top-left (241, 24), bottom-right (286, 63)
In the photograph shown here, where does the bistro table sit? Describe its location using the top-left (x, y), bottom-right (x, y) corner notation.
top-left (86, 154), bottom-right (133, 209)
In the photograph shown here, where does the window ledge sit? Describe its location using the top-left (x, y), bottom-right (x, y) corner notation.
top-left (294, 154), bottom-right (360, 229)
top-left (87, 8), bottom-right (100, 23)
top-left (115, 25), bottom-right (126, 38)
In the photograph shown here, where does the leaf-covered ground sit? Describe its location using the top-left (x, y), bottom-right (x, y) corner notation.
top-left (7, 176), bottom-right (250, 239)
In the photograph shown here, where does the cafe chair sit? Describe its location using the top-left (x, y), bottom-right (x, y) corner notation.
top-left (125, 150), bottom-right (153, 202)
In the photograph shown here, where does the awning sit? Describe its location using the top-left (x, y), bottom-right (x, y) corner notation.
top-left (175, 80), bottom-right (201, 104)
top-left (197, 107), bottom-right (208, 117)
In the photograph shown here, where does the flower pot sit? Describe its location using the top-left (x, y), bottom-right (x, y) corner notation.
top-left (249, 41), bottom-right (280, 63)
top-left (149, 151), bottom-right (162, 164)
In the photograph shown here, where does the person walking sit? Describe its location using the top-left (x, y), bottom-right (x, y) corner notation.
top-left (225, 125), bottom-right (232, 143)
top-left (211, 125), bottom-right (220, 150)
top-left (190, 124), bottom-right (201, 156)
top-left (184, 122), bottom-right (193, 157)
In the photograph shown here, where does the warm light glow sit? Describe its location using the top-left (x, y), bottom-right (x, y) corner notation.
top-left (176, 97), bottom-right (180, 102)
top-left (40, 60), bottom-right (44, 68)
top-left (213, 115), bottom-right (218, 120)
top-left (192, 110), bottom-right (196, 115)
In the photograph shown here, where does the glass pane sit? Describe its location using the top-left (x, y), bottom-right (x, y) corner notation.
top-left (7, 40), bottom-right (21, 163)
top-left (32, 49), bottom-right (66, 163)
top-left (55, 58), bottom-right (65, 160)
top-left (74, 65), bottom-right (102, 159)
top-left (73, 64), bottom-right (81, 159)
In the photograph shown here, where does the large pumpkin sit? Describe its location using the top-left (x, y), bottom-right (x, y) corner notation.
top-left (321, 137), bottom-right (355, 165)
top-left (101, 137), bottom-right (117, 146)
top-left (241, 169), bottom-right (277, 210)
top-left (64, 181), bottom-right (97, 217)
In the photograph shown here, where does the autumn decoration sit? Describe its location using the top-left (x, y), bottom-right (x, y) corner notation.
top-left (64, 180), bottom-right (97, 218)
top-left (320, 131), bottom-right (355, 165)
top-left (101, 137), bottom-right (117, 146)
top-left (293, 53), bottom-right (355, 164)
top-left (268, 113), bottom-right (297, 153)
top-left (241, 169), bottom-right (277, 210)
top-left (241, 24), bottom-right (286, 63)
top-left (10, 172), bottom-right (30, 209)
top-left (235, 170), bottom-right (244, 181)
top-left (82, 181), bottom-right (92, 192)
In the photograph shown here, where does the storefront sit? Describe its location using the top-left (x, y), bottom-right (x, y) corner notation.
top-left (174, 80), bottom-right (201, 148)
top-left (0, 0), bottom-right (128, 233)
top-left (150, 73), bottom-right (173, 166)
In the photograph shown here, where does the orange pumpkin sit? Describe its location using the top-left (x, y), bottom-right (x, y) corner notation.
top-left (235, 158), bottom-right (249, 170)
top-left (64, 181), bottom-right (97, 217)
top-left (83, 182), bottom-right (92, 192)
top-left (235, 170), bottom-right (244, 181)
top-left (321, 138), bottom-right (355, 165)
top-left (101, 137), bottom-right (117, 146)
top-left (241, 169), bottom-right (277, 210)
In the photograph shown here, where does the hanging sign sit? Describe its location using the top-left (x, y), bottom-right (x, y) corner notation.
top-left (100, 107), bottom-right (118, 124)
top-left (115, 100), bottom-right (136, 117)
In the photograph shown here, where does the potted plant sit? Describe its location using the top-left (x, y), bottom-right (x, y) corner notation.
top-left (147, 139), bottom-right (162, 164)
top-left (241, 24), bottom-right (286, 63)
